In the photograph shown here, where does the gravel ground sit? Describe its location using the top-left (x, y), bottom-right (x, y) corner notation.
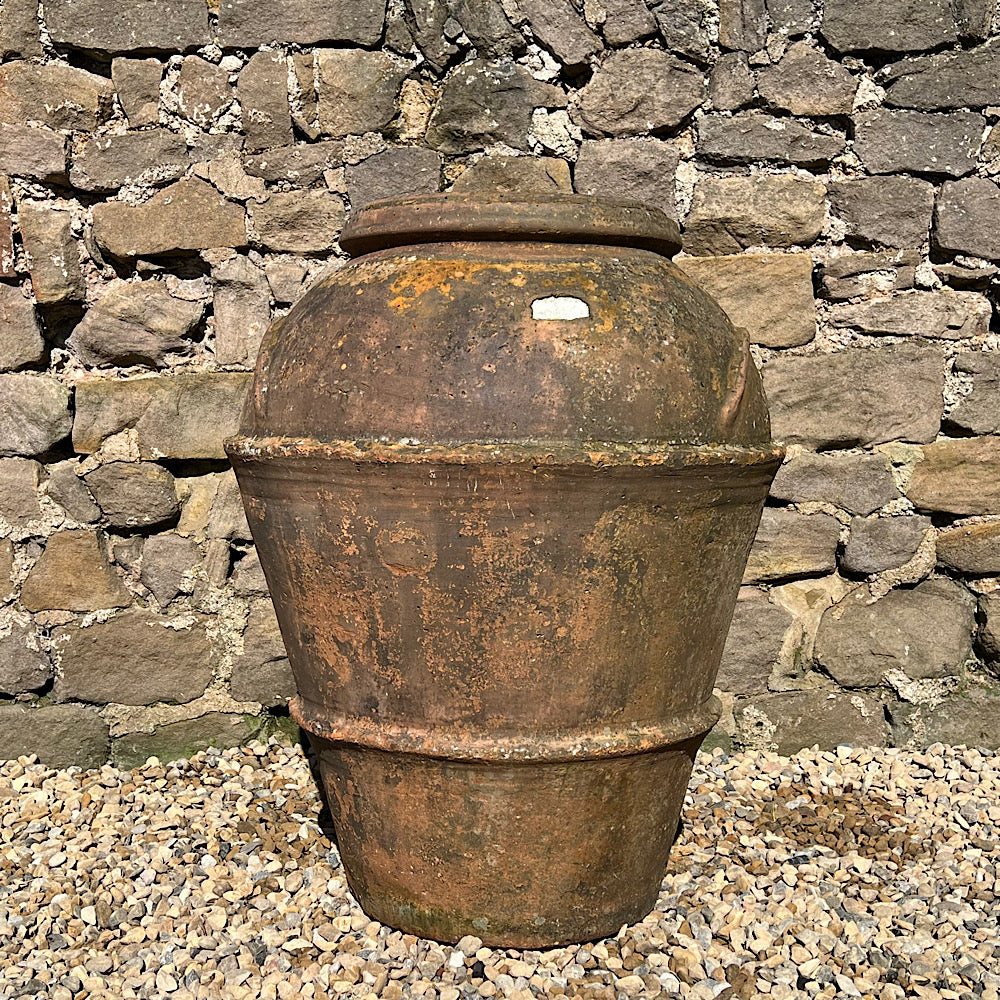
top-left (2, 741), bottom-right (999, 1000)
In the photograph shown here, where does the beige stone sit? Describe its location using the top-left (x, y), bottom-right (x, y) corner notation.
top-left (20, 530), bottom-right (130, 612)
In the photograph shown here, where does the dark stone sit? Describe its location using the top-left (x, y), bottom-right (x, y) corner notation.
top-left (980, 592), bottom-right (1000, 659)
top-left (85, 462), bottom-right (180, 531)
top-left (893, 685), bottom-right (1000, 749)
top-left (854, 110), bottom-right (984, 177)
top-left (0, 282), bottom-right (44, 372)
top-left (218, 0), bottom-right (387, 47)
top-left (73, 373), bottom-right (252, 460)
top-left (45, 460), bottom-right (101, 524)
top-left (0, 62), bottom-right (114, 132)
top-left (68, 280), bottom-right (204, 368)
top-left (649, 0), bottom-right (714, 63)
top-left (55, 609), bottom-right (214, 706)
top-left (766, 0), bottom-right (815, 35)
top-left (45, 0), bottom-right (208, 53)
top-left (884, 39), bottom-right (1000, 110)
top-left (0, 704), bottom-right (108, 768)
top-left (70, 129), bottom-right (188, 193)
top-left (948, 352), bottom-right (1000, 436)
top-left (816, 579), bottom-right (975, 686)
top-left (935, 177), bottom-right (1000, 262)
top-left (675, 253), bottom-right (815, 348)
top-left (175, 56), bottom-right (232, 127)
top-left (0, 621), bottom-right (50, 695)
top-left (938, 522), bottom-right (1000, 575)
top-left (683, 174), bottom-right (826, 255)
top-left (763, 343), bottom-right (944, 449)
top-left (0, 374), bottom-right (72, 458)
top-left (452, 155), bottom-right (571, 196)
top-left (757, 40), bottom-right (858, 115)
top-left (18, 203), bottom-right (85, 305)
top-left (840, 515), bottom-right (930, 575)
top-left (112, 713), bottom-right (258, 767)
top-left (746, 690), bottom-right (886, 752)
top-left (829, 176), bottom-right (934, 249)
top-left (316, 49), bottom-right (410, 139)
top-left (697, 113), bottom-right (845, 167)
top-left (599, 0), bottom-right (658, 46)
top-left (0, 457), bottom-right (42, 527)
top-left (519, 0), bottom-right (601, 67)
top-left (238, 51), bottom-right (293, 153)
top-left (0, 124), bottom-right (66, 183)
top-left (426, 59), bottom-right (565, 153)
top-left (212, 256), bottom-right (271, 368)
top-left (20, 530), bottom-right (130, 612)
top-left (346, 147), bottom-right (441, 210)
top-left (250, 191), bottom-right (345, 254)
top-left (743, 508), bottom-right (841, 583)
top-left (907, 436), bottom-right (1000, 516)
top-left (111, 58), bottom-right (162, 127)
top-left (402, 0), bottom-right (459, 70)
top-left (822, 0), bottom-right (957, 53)
top-left (954, 0), bottom-right (995, 39)
top-left (708, 52), bottom-right (755, 111)
top-left (231, 549), bottom-right (269, 594)
top-left (243, 141), bottom-right (345, 185)
top-left (770, 452), bottom-right (899, 515)
top-left (819, 250), bottom-right (921, 301)
top-left (573, 138), bottom-right (678, 219)
top-left (0, 0), bottom-right (42, 58)
top-left (92, 179), bottom-right (247, 258)
top-left (716, 588), bottom-right (794, 696)
top-left (230, 601), bottom-right (295, 706)
top-left (830, 289), bottom-right (990, 341)
top-left (718, 0), bottom-right (767, 51)
top-left (140, 533), bottom-right (201, 604)
top-left (576, 49), bottom-right (704, 136)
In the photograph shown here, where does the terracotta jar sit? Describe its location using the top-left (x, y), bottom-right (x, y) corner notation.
top-left (226, 195), bottom-right (782, 948)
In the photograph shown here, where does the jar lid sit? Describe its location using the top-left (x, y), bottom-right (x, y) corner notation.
top-left (339, 193), bottom-right (682, 258)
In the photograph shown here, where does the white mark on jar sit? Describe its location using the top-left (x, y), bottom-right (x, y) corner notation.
top-left (531, 295), bottom-right (591, 321)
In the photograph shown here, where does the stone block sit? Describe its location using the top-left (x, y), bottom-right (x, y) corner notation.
top-left (769, 452), bottom-right (899, 516)
top-left (0, 124), bottom-right (67, 183)
top-left (231, 549), bottom-right (269, 594)
top-left (574, 139), bottom-right (678, 219)
top-left (44, 0), bottom-right (208, 53)
top-left (937, 522), bottom-right (1000, 575)
top-left (0, 456), bottom-right (43, 528)
top-left (884, 39), bottom-right (1000, 110)
top-left (822, 0), bottom-right (957, 53)
top-left (743, 508), bottom-right (840, 583)
top-left (819, 250), bottom-right (921, 301)
top-left (683, 174), bottom-right (826, 256)
top-left (45, 460), bottom-right (100, 523)
top-left (575, 49), bottom-right (704, 136)
top-left (316, 49), bottom-right (409, 139)
top-left (0, 0), bottom-right (42, 58)
top-left (453, 155), bottom-right (570, 197)
top-left (20, 529), bottom-right (130, 612)
top-left (212, 256), bottom-right (271, 368)
top-left (935, 177), bottom-right (1000, 262)
top-left (140, 533), bottom-right (201, 605)
top-left (111, 58), bottom-right (162, 127)
top-left (238, 51), bottom-right (293, 153)
top-left (675, 252), bottom-right (815, 348)
top-left (84, 462), bottom-right (180, 531)
top-left (18, 202), bottom-right (85, 305)
top-left (265, 260), bottom-right (309, 305)
top-left (243, 141), bottom-right (345, 185)
top-left (708, 52), bottom-right (755, 111)
top-left (230, 601), bottom-right (295, 706)
top-left (112, 712), bottom-right (257, 767)
top-left (0, 62), bottom-right (114, 131)
top-left (830, 289), bottom-right (991, 340)
top-left (651, 0), bottom-right (714, 63)
top-left (218, 0), bottom-right (387, 47)
top-left (55, 608), bottom-right (214, 706)
top-left (746, 690), bottom-right (886, 753)
top-left (92, 179), bottom-right (247, 258)
top-left (763, 342), bottom-right (944, 449)
top-left (600, 0), bottom-right (657, 46)
top-left (0, 282), bottom-right (45, 372)
top-left (815, 579), bottom-right (975, 687)
top-left (73, 373), bottom-right (251, 460)
top-left (68, 280), bottom-right (204, 368)
top-left (948, 352), bottom-right (1000, 435)
top-left (250, 191), bottom-right (345, 254)
top-left (0, 374), bottom-right (72, 458)
top-left (697, 113), bottom-right (844, 167)
top-left (854, 110), bottom-right (983, 177)
top-left (519, 0), bottom-right (602, 67)
top-left (0, 704), bottom-right (109, 768)
top-left (347, 147), bottom-right (442, 210)
top-left (718, 0), bottom-right (767, 51)
top-left (206, 470), bottom-right (252, 541)
top-left (907, 436), bottom-right (1000, 516)
top-left (766, 0), bottom-right (815, 36)
top-left (890, 685), bottom-right (1000, 749)
top-left (0, 620), bottom-right (50, 695)
top-left (175, 56), bottom-right (232, 127)
top-left (841, 516), bottom-right (930, 575)
top-left (829, 176), bottom-right (935, 249)
top-left (716, 588), bottom-right (794, 697)
top-left (980, 592), bottom-right (1000, 659)
top-left (70, 129), bottom-right (188, 193)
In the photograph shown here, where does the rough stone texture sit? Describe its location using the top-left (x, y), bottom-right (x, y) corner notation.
top-left (243, 141), bottom-right (345, 185)
top-left (829, 176), bottom-right (935, 249)
top-left (452, 154), bottom-right (571, 196)
top-left (764, 343), bottom-right (944, 449)
top-left (822, 0), bottom-right (958, 53)
top-left (218, 0), bottom-right (387, 47)
top-left (111, 58), bottom-right (162, 127)
top-left (45, 0), bottom-right (208, 53)
top-left (675, 253), bottom-right (816, 348)
top-left (651, 0), bottom-right (715, 63)
top-left (264, 260), bottom-right (309, 305)
top-left (238, 51), bottom-right (293, 154)
top-left (55, 609), bottom-right (213, 706)
top-left (519, 0), bottom-right (601, 66)
top-left (770, 452), bottom-right (900, 516)
top-left (935, 177), bottom-right (1000, 262)
top-left (0, 374), bottom-right (72, 458)
top-left (205, 470), bottom-right (252, 541)
top-left (576, 49), bottom-right (705, 136)
top-left (683, 174), bottom-right (827, 256)
top-left (84, 462), bottom-right (180, 531)
top-left (0, 62), bottom-right (114, 131)
top-left (140, 533), bottom-right (200, 605)
top-left (426, 59), bottom-right (565, 153)
top-left (175, 56), bottom-right (232, 127)
top-left (815, 579), bottom-right (976, 687)
top-left (0, 0), bottom-right (42, 58)
top-left (743, 508), bottom-right (841, 583)
top-left (250, 191), bottom-right (345, 254)
top-left (212, 256), bottom-right (271, 367)
top-left (853, 110), bottom-right (984, 178)
top-left (718, 0), bottom-right (767, 51)
top-left (757, 41), bottom-right (859, 116)
top-left (573, 139), bottom-right (678, 219)
top-left (0, 124), bottom-right (67, 183)
top-left (68, 281), bottom-right (204, 368)
top-left (0, 620), bottom-right (50, 695)
top-left (0, 283), bottom-right (45, 372)
top-left (230, 549), bottom-right (269, 594)
top-left (230, 601), bottom-right (294, 706)
top-left (346, 147), bottom-right (442, 210)
top-left (884, 39), bottom-right (1000, 110)
top-left (70, 130), bottom-right (189, 193)
top-left (766, 0), bottom-right (815, 36)
top-left (937, 522), bottom-right (1000, 575)
top-left (697, 113), bottom-right (845, 167)
top-left (716, 588), bottom-right (794, 697)
top-left (748, 690), bottom-right (886, 753)
top-left (0, 178), bottom-right (10, 280)
top-left (92, 179), bottom-right (247, 258)
top-left (20, 530), bottom-right (130, 612)
top-left (980, 592), bottom-right (1000, 659)
top-left (841, 515), bottom-right (931, 575)
top-left (0, 457), bottom-right (43, 527)
top-left (600, 0), bottom-right (658, 46)
top-left (73, 373), bottom-right (252, 460)
top-left (830, 289), bottom-right (992, 341)
top-left (819, 250), bottom-right (922, 301)
top-left (316, 49), bottom-right (409, 140)
top-left (908, 437), bottom-right (1000, 516)
top-left (708, 52), bottom-right (755, 111)
top-left (890, 685), bottom-right (1000, 748)
top-left (0, 704), bottom-right (108, 768)
top-left (112, 713), bottom-right (258, 768)
top-left (45, 460), bottom-right (100, 523)
top-left (18, 203), bottom-right (84, 306)
top-left (0, 539), bottom-right (12, 597)
top-left (948, 352), bottom-right (1000, 435)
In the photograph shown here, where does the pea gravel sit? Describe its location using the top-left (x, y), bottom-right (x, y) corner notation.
top-left (2, 740), bottom-right (999, 1000)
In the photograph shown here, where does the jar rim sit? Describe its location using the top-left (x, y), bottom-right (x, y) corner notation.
top-left (338, 193), bottom-right (682, 258)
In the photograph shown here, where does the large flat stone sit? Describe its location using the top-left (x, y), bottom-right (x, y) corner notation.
top-left (948, 352), bottom-right (1000, 435)
top-left (884, 39), bottom-right (1000, 110)
top-left (756, 41), bottom-right (857, 115)
top-left (841, 516), bottom-right (930, 575)
top-left (829, 289), bottom-right (991, 340)
top-left (829, 176), bottom-right (935, 249)
top-left (769, 452), bottom-right (899, 515)
top-left (0, 456), bottom-right (43, 527)
top-left (890, 685), bottom-right (1000, 749)
top-left (73, 373), bottom-right (251, 460)
top-left (519, 0), bottom-right (601, 67)
top-left (935, 177), bottom-right (1000, 262)
top-left (85, 462), bottom-right (180, 531)
top-left (212, 256), bottom-right (271, 367)
top-left (0, 62), bottom-right (114, 131)
top-left (573, 139), bottom-right (678, 219)
top-left (238, 51), bottom-right (293, 153)
top-left (0, 621), bottom-right (50, 695)
top-left (0, 282), bottom-right (44, 372)
top-left (697, 113), bottom-right (845, 167)
top-left (112, 713), bottom-right (259, 767)
top-left (230, 601), bottom-right (295, 707)
top-left (854, 110), bottom-right (984, 177)
top-left (0, 704), bottom-right (109, 768)
top-left (18, 202), bottom-right (85, 305)
top-left (907, 436), bottom-right (1000, 516)
top-left (0, 0), bottom-right (42, 58)
top-left (69, 129), bottom-right (189, 192)
top-left (45, 0), bottom-right (208, 52)
top-left (0, 374), bottom-right (73, 458)
top-left (743, 508), bottom-right (840, 583)
top-left (716, 588), bottom-right (794, 697)
top-left (0, 125), bottom-right (66, 183)
top-left (822, 0), bottom-right (957, 53)
top-left (718, 0), bottom-right (767, 51)
top-left (218, 0), bottom-right (387, 47)
top-left (20, 529), bottom-right (130, 612)
top-left (250, 191), bottom-right (345, 254)
top-left (938, 522), bottom-right (1000, 575)
top-left (111, 58), bottom-right (162, 127)
top-left (746, 690), bottom-right (886, 753)
top-left (346, 147), bottom-right (442, 210)
top-left (243, 141), bottom-right (345, 185)
top-left (675, 252), bottom-right (815, 348)
top-left (316, 49), bottom-right (409, 139)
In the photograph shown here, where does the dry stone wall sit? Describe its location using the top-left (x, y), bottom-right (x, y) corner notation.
top-left (2, 0), bottom-right (1000, 765)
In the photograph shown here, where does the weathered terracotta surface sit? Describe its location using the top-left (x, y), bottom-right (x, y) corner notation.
top-left (227, 194), bottom-right (781, 946)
